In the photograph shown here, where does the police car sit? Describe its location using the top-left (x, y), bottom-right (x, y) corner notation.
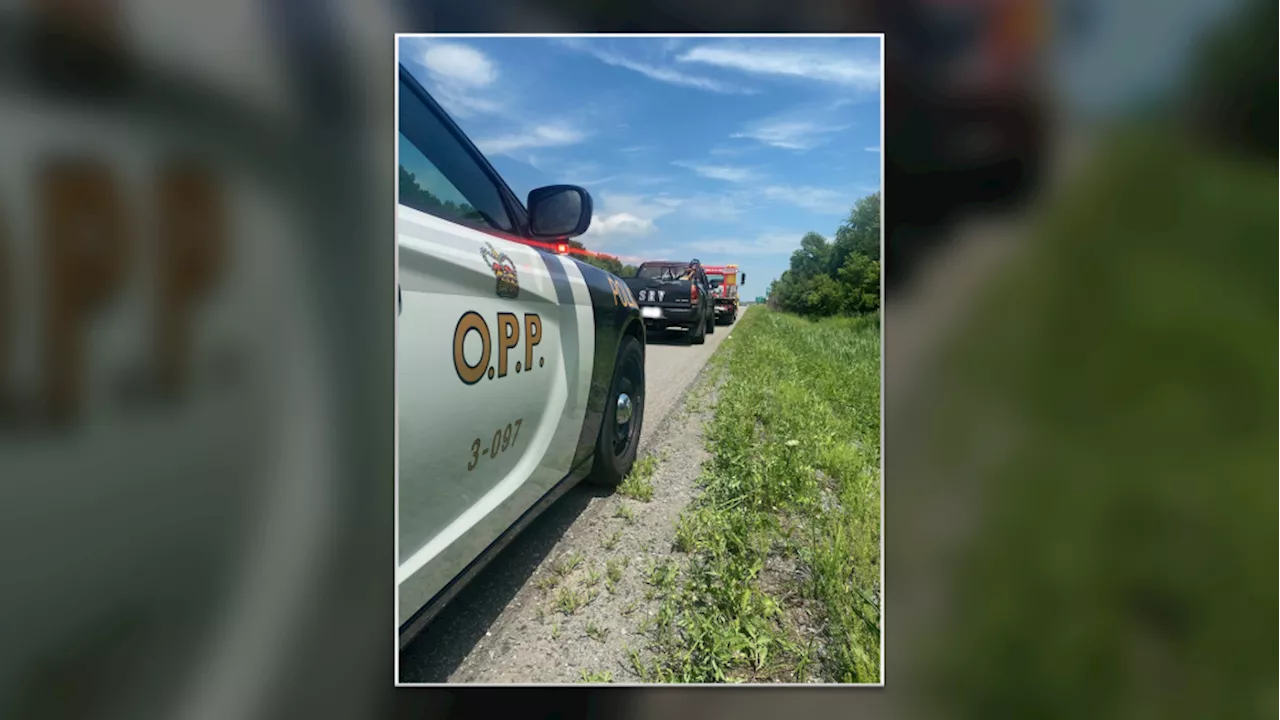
top-left (397, 63), bottom-right (646, 646)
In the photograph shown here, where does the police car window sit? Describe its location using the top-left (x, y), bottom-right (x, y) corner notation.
top-left (398, 79), bottom-right (513, 233)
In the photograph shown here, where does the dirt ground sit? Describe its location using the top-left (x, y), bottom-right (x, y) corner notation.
top-left (442, 360), bottom-right (726, 683)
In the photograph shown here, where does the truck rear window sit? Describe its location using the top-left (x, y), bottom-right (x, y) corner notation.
top-left (637, 265), bottom-right (689, 280)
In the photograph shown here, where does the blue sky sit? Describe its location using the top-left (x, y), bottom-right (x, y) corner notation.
top-left (399, 35), bottom-right (882, 293)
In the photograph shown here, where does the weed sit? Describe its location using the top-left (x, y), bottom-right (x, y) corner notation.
top-left (614, 503), bottom-right (635, 523)
top-left (618, 455), bottom-right (658, 502)
top-left (535, 574), bottom-right (561, 592)
top-left (627, 646), bottom-right (649, 681)
top-left (555, 587), bottom-right (585, 615)
top-left (645, 558), bottom-right (680, 593)
top-left (551, 623), bottom-right (560, 640)
top-left (553, 551), bottom-right (584, 578)
top-left (605, 557), bottom-right (626, 585)
top-left (582, 568), bottom-right (602, 588)
top-left (578, 669), bottom-right (613, 683)
top-left (585, 621), bottom-right (609, 643)
top-left (602, 529), bottom-right (623, 551)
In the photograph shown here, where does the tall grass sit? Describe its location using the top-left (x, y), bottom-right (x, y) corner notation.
top-left (642, 307), bottom-right (881, 683)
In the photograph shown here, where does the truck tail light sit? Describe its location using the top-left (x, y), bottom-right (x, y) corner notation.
top-left (557, 243), bottom-right (568, 254)
top-left (690, 283), bottom-right (699, 304)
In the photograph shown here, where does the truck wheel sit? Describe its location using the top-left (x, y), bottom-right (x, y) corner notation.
top-left (690, 315), bottom-right (707, 345)
top-left (586, 335), bottom-right (644, 488)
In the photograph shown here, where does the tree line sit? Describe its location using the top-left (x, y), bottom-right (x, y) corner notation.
top-left (564, 239), bottom-right (638, 277)
top-left (766, 192), bottom-right (880, 317)
top-left (399, 166), bottom-right (487, 224)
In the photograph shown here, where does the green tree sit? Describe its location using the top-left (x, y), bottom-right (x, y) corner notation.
top-left (789, 232), bottom-right (832, 279)
top-left (831, 192), bottom-right (881, 269)
top-left (578, 253), bottom-right (624, 276)
top-left (764, 191), bottom-right (882, 318)
top-left (837, 252), bottom-right (881, 314)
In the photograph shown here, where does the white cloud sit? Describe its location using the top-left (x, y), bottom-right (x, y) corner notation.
top-left (474, 123), bottom-right (586, 155)
top-left (677, 45), bottom-right (880, 89)
top-left (672, 161), bottom-right (753, 183)
top-left (708, 144), bottom-right (753, 157)
top-left (602, 193), bottom-right (681, 219)
top-left (422, 43), bottom-right (497, 87)
top-left (864, 146), bottom-right (880, 152)
top-left (689, 231), bottom-right (806, 255)
top-left (416, 42), bottom-right (503, 118)
top-left (561, 41), bottom-right (754, 94)
top-left (434, 92), bottom-right (503, 118)
top-left (759, 185), bottom-right (852, 214)
top-left (612, 249), bottom-right (677, 264)
top-left (679, 193), bottom-right (746, 222)
top-left (731, 118), bottom-right (850, 151)
top-left (588, 212), bottom-right (656, 238)
top-left (580, 192), bottom-right (679, 245)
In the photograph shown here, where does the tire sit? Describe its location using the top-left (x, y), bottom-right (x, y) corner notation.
top-left (690, 314), bottom-right (707, 345)
top-left (706, 311), bottom-right (715, 334)
top-left (586, 335), bottom-right (645, 488)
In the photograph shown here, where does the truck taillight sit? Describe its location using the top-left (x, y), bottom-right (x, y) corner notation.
top-left (557, 243), bottom-right (568, 254)
top-left (690, 284), bottom-right (699, 303)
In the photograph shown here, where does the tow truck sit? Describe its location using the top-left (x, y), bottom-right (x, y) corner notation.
top-left (703, 264), bottom-right (745, 325)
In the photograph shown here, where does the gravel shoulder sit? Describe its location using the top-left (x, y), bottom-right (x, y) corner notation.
top-left (399, 324), bottom-right (735, 683)
top-left (448, 350), bottom-right (725, 683)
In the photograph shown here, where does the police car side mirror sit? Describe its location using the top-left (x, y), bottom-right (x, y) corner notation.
top-left (528, 185), bottom-right (592, 239)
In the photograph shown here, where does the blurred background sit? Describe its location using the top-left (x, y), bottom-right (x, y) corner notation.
top-left (0, 0), bottom-right (1273, 719)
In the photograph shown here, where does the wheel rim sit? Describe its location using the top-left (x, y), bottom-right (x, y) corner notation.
top-left (612, 356), bottom-right (642, 457)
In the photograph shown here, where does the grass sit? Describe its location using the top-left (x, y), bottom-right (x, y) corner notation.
top-left (553, 551), bottom-right (584, 578)
top-left (921, 126), bottom-right (1277, 719)
top-left (618, 454), bottom-right (658, 502)
top-left (636, 305), bottom-right (881, 683)
top-left (606, 557), bottom-right (627, 584)
top-left (554, 587), bottom-right (586, 615)
top-left (613, 503), bottom-right (635, 523)
top-left (579, 669), bottom-right (613, 683)
top-left (586, 621), bottom-right (609, 643)
top-left (602, 530), bottom-right (623, 551)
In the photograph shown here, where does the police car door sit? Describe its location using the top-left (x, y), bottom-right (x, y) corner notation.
top-left (395, 70), bottom-right (593, 626)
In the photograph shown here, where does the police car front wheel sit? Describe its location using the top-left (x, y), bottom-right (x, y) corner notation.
top-left (586, 335), bottom-right (645, 488)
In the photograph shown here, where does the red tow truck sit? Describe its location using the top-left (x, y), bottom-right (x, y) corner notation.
top-left (703, 264), bottom-right (745, 325)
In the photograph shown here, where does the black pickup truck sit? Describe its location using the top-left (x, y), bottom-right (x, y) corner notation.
top-left (624, 259), bottom-right (715, 345)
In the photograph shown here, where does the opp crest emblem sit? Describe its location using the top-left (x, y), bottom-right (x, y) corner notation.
top-left (480, 242), bottom-right (519, 299)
